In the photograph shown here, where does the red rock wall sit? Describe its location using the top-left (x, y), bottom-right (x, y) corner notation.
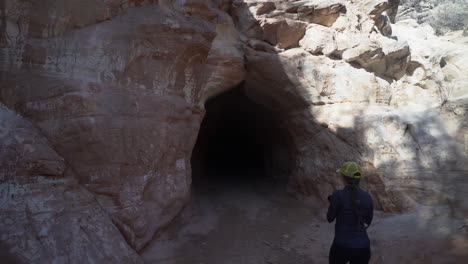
top-left (1, 0), bottom-right (244, 253)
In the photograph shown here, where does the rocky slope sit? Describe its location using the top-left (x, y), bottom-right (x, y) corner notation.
top-left (397, 0), bottom-right (468, 34)
top-left (0, 0), bottom-right (467, 262)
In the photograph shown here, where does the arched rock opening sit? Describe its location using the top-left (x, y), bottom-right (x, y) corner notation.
top-left (191, 85), bottom-right (294, 189)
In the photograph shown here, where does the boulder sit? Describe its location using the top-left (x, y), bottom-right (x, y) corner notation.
top-left (282, 0), bottom-right (346, 26)
top-left (260, 18), bottom-right (308, 49)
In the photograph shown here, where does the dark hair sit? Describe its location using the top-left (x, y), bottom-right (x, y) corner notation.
top-left (344, 174), bottom-right (361, 230)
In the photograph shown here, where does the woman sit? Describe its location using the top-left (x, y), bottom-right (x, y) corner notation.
top-left (327, 162), bottom-right (374, 264)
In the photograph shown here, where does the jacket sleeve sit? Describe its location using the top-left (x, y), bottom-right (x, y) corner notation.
top-left (327, 192), bottom-right (339, 223)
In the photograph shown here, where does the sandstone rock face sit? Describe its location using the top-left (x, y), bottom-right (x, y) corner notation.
top-left (0, 104), bottom-right (142, 263)
top-left (0, 0), bottom-right (467, 262)
top-left (1, 0), bottom-right (244, 253)
top-left (235, 0), bottom-right (467, 214)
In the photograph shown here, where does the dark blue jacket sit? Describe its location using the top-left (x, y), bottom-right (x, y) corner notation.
top-left (327, 185), bottom-right (373, 248)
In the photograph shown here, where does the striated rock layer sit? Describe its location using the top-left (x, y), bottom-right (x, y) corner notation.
top-left (1, 0), bottom-right (245, 257)
top-left (0, 104), bottom-right (142, 263)
top-left (0, 0), bottom-right (467, 262)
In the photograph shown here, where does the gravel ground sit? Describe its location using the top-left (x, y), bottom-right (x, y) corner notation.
top-left (141, 175), bottom-right (468, 264)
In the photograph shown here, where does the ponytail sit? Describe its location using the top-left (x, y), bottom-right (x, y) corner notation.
top-left (346, 176), bottom-right (361, 230)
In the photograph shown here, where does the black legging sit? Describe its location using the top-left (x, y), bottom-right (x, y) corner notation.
top-left (329, 243), bottom-right (371, 264)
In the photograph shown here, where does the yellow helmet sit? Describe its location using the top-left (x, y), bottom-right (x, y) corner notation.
top-left (336, 162), bottom-right (362, 179)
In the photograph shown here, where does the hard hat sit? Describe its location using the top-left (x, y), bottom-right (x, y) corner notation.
top-left (336, 162), bottom-right (362, 179)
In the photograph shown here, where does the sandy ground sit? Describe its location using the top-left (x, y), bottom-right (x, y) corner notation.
top-left (141, 175), bottom-right (468, 264)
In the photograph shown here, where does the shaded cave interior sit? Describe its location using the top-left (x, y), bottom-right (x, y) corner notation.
top-left (191, 85), bottom-right (295, 191)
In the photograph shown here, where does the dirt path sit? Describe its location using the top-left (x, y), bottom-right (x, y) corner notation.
top-left (141, 177), bottom-right (468, 264)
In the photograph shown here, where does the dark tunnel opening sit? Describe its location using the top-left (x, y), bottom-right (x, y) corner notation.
top-left (191, 85), bottom-right (294, 190)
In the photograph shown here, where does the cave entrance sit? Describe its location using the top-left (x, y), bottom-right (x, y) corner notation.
top-left (191, 85), bottom-right (294, 191)
top-left (142, 87), bottom-right (307, 263)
